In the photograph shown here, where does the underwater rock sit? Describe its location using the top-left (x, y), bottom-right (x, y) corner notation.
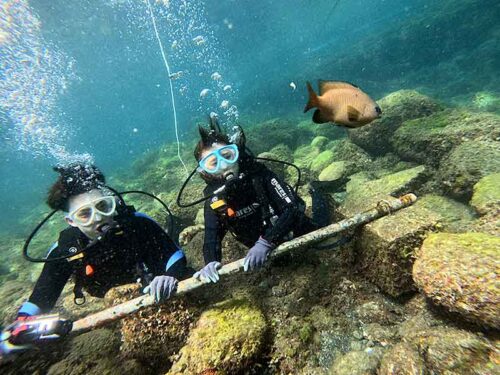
top-left (378, 342), bottom-right (425, 375)
top-left (168, 182), bottom-right (206, 231)
top-left (181, 230), bottom-right (206, 270)
top-left (179, 224), bottom-right (205, 247)
top-left (319, 161), bottom-right (347, 183)
top-left (405, 327), bottom-right (495, 375)
top-left (468, 209), bottom-right (500, 237)
top-left (247, 118), bottom-right (312, 155)
top-left (328, 138), bottom-right (372, 173)
top-left (194, 208), bottom-right (204, 225)
top-left (47, 328), bottom-right (143, 375)
top-left (293, 144), bottom-right (320, 170)
top-left (356, 202), bottom-right (439, 297)
top-left (339, 165), bottom-right (426, 217)
top-left (413, 194), bottom-right (476, 233)
top-left (120, 299), bottom-right (198, 370)
top-left (311, 150), bottom-right (335, 173)
top-left (438, 139), bottom-right (500, 200)
top-left (348, 90), bottom-right (443, 156)
top-left (258, 151), bottom-right (286, 178)
top-left (413, 232), bottom-right (500, 328)
top-left (470, 173), bottom-right (500, 215)
top-left (472, 91), bottom-right (500, 113)
top-left (392, 109), bottom-right (500, 167)
top-left (167, 298), bottom-right (266, 375)
top-left (311, 135), bottom-right (329, 151)
top-left (328, 347), bottom-right (385, 375)
top-left (297, 119), bottom-right (346, 140)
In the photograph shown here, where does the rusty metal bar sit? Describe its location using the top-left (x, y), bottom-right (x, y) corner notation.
top-left (71, 193), bottom-right (417, 334)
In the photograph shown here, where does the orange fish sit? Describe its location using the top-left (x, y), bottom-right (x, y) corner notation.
top-left (304, 80), bottom-right (382, 128)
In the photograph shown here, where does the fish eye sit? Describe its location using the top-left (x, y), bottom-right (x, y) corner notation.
top-left (375, 106), bottom-right (382, 114)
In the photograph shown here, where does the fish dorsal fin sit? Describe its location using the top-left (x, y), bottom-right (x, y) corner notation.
top-left (347, 105), bottom-right (361, 122)
top-left (318, 80), bottom-right (359, 94)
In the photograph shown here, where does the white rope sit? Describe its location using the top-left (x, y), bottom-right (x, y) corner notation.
top-left (145, 0), bottom-right (188, 174)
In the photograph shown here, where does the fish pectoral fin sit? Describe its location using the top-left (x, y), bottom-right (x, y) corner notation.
top-left (312, 109), bottom-right (329, 124)
top-left (347, 105), bottom-right (361, 122)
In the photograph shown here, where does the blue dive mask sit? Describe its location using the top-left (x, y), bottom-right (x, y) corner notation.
top-left (198, 144), bottom-right (239, 174)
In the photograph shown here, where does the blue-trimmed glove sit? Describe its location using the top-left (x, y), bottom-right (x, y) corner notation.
top-left (193, 261), bottom-right (222, 283)
top-left (243, 237), bottom-right (275, 272)
top-left (143, 276), bottom-right (178, 303)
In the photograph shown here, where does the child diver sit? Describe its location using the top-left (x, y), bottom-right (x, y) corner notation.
top-left (1, 163), bottom-right (189, 356)
top-left (189, 116), bottom-right (330, 283)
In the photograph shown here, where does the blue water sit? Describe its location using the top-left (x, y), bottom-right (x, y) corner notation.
top-left (0, 0), bottom-right (498, 233)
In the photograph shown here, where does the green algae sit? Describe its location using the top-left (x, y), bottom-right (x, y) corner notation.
top-left (470, 173), bottom-right (500, 215)
top-left (311, 150), bottom-right (335, 173)
top-left (168, 299), bottom-right (266, 375)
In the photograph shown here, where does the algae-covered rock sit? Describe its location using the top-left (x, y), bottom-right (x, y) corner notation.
top-left (470, 173), bottom-right (500, 215)
top-left (328, 138), bottom-right (372, 173)
top-left (472, 91), bottom-right (500, 113)
top-left (349, 90), bottom-right (443, 155)
top-left (168, 299), bottom-right (266, 375)
top-left (329, 348), bottom-right (385, 375)
top-left (47, 328), bottom-right (138, 375)
top-left (356, 202), bottom-right (439, 297)
top-left (311, 150), bottom-right (335, 173)
top-left (469, 209), bottom-right (500, 237)
top-left (406, 328), bottom-right (495, 375)
top-left (340, 165), bottom-right (426, 217)
top-left (392, 109), bottom-right (500, 167)
top-left (438, 139), bottom-right (500, 199)
top-left (258, 151), bottom-right (286, 178)
top-left (120, 299), bottom-right (198, 368)
top-left (246, 118), bottom-right (311, 154)
top-left (319, 161), bottom-right (347, 182)
top-left (413, 232), bottom-right (500, 328)
top-left (378, 342), bottom-right (425, 375)
top-left (414, 194), bottom-right (476, 232)
top-left (311, 135), bottom-right (329, 150)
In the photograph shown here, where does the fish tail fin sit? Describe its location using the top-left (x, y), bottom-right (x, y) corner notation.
top-left (304, 81), bottom-right (319, 113)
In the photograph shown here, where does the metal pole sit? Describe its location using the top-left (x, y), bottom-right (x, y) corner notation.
top-left (71, 193), bottom-right (417, 334)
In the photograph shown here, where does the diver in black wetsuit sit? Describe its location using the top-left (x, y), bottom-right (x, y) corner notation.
top-left (1, 163), bottom-right (189, 355)
top-left (191, 117), bottom-right (330, 283)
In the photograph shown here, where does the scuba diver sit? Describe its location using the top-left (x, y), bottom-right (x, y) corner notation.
top-left (1, 163), bottom-right (189, 357)
top-left (187, 116), bottom-right (330, 283)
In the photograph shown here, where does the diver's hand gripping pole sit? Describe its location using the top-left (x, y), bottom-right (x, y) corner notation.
top-left (71, 194), bottom-right (417, 335)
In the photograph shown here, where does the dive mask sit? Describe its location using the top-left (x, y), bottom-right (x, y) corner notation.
top-left (67, 196), bottom-right (117, 226)
top-left (198, 144), bottom-right (239, 174)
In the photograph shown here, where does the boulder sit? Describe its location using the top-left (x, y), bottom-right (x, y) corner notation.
top-left (470, 173), bottom-right (500, 215)
top-left (47, 328), bottom-right (144, 375)
top-left (339, 165), bottom-right (427, 217)
top-left (311, 150), bottom-right (335, 173)
top-left (413, 232), bottom-right (500, 328)
top-left (319, 161), bottom-right (347, 182)
top-left (392, 109), bottom-right (500, 167)
top-left (438, 139), bottom-right (500, 199)
top-left (328, 348), bottom-right (385, 375)
top-left (167, 299), bottom-right (266, 375)
top-left (413, 194), bottom-right (475, 233)
top-left (378, 343), bottom-right (425, 375)
top-left (246, 118), bottom-right (311, 154)
top-left (258, 151), bottom-right (286, 178)
top-left (311, 135), bottom-right (329, 151)
top-left (355, 203), bottom-right (439, 297)
top-left (349, 90), bottom-right (443, 155)
top-left (468, 210), bottom-right (500, 237)
top-left (405, 328), bottom-right (495, 375)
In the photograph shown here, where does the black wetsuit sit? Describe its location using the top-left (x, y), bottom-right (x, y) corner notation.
top-left (27, 212), bottom-right (188, 313)
top-left (202, 162), bottom-right (324, 264)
